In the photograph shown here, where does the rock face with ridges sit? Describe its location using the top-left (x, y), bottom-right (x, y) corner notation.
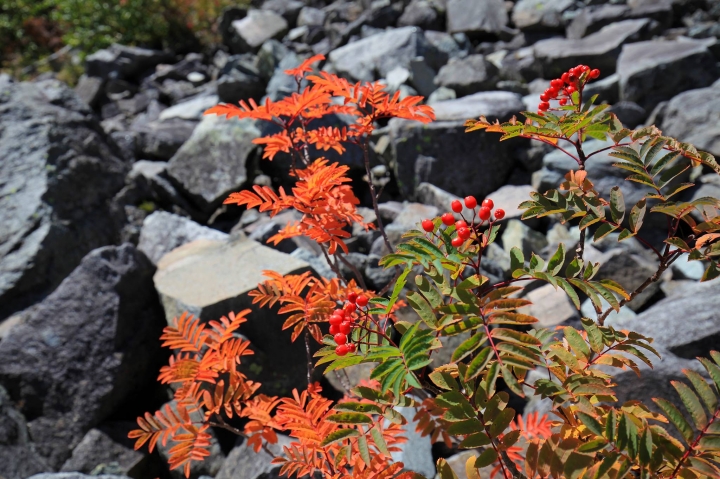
top-left (446, 0), bottom-right (508, 37)
top-left (227, 10), bottom-right (289, 53)
top-left (659, 85), bottom-right (720, 158)
top-left (390, 92), bottom-right (525, 198)
top-left (533, 19), bottom-right (651, 78)
top-left (0, 384), bottom-right (49, 479)
top-left (0, 244), bottom-right (165, 469)
top-left (166, 116), bottom-right (260, 216)
top-left (328, 26), bottom-right (446, 82)
top-left (617, 38), bottom-right (719, 111)
top-left (0, 78), bottom-right (127, 319)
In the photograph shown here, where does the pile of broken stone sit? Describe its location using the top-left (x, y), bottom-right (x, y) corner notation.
top-left (1, 0), bottom-right (720, 478)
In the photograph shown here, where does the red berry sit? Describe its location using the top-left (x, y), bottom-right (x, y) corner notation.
top-left (356, 295), bottom-right (368, 307)
top-left (329, 324), bottom-right (339, 335)
top-left (339, 322), bottom-right (351, 335)
top-left (538, 101), bottom-right (549, 111)
top-left (451, 200), bottom-right (463, 213)
top-left (539, 93), bottom-right (549, 102)
top-left (347, 291), bottom-right (358, 303)
top-left (551, 79), bottom-right (563, 89)
top-left (421, 219), bottom-right (434, 232)
top-left (334, 333), bottom-right (347, 345)
top-left (336, 344), bottom-right (349, 356)
top-left (590, 68), bottom-right (600, 79)
top-left (581, 65), bottom-right (590, 73)
top-left (344, 302), bottom-right (356, 314)
top-left (494, 209), bottom-right (506, 220)
top-left (347, 343), bottom-right (356, 353)
top-left (441, 213), bottom-right (455, 226)
top-left (451, 236), bottom-right (463, 247)
top-left (464, 196), bottom-right (477, 209)
top-left (559, 98), bottom-right (568, 106)
top-left (561, 72), bottom-right (569, 83)
top-left (457, 227), bottom-right (471, 240)
top-left (482, 199), bottom-right (494, 209)
top-left (548, 88), bottom-right (559, 98)
top-left (479, 207), bottom-right (491, 221)
top-left (455, 220), bottom-right (468, 230)
top-left (329, 315), bottom-right (342, 326)
top-left (566, 85), bottom-right (576, 94)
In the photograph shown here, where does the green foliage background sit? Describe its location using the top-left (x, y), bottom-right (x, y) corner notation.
top-left (0, 0), bottom-right (247, 72)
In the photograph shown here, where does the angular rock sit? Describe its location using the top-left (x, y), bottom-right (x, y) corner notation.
top-left (0, 79), bottom-right (127, 319)
top-left (425, 31), bottom-right (469, 60)
top-left (486, 184), bottom-right (534, 223)
top-left (390, 92), bottom-right (526, 198)
top-left (138, 211), bottom-right (228, 265)
top-left (0, 384), bottom-right (49, 479)
top-left (0, 245), bottom-right (166, 469)
top-left (216, 436), bottom-right (289, 479)
top-left (228, 9), bottom-right (289, 53)
top-left (583, 72), bottom-right (620, 105)
top-left (581, 296), bottom-right (637, 324)
top-left (618, 38), bottom-right (719, 111)
top-left (434, 54), bottom-right (499, 96)
top-left (74, 74), bottom-right (104, 108)
top-left (399, 0), bottom-right (446, 31)
top-left (584, 244), bottom-right (662, 311)
top-left (512, 0), bottom-right (574, 32)
top-left (415, 182), bottom-right (461, 210)
top-left (261, 0), bottom-right (304, 26)
top-left (297, 6), bottom-right (326, 27)
top-left (85, 44), bottom-right (173, 81)
top-left (659, 85), bottom-right (720, 157)
top-left (566, 4), bottom-right (629, 40)
top-left (446, 0), bottom-right (508, 37)
top-left (60, 428), bottom-right (147, 477)
top-left (607, 101), bottom-right (647, 128)
top-left (132, 118), bottom-right (197, 161)
top-left (501, 219), bottom-right (548, 258)
top-left (158, 94), bottom-right (219, 121)
top-left (519, 283), bottom-right (579, 328)
top-left (385, 202), bottom-right (439, 246)
top-left (533, 19), bottom-right (651, 78)
top-left (670, 254), bottom-right (705, 281)
top-left (607, 279), bottom-right (720, 358)
top-left (217, 54), bottom-right (266, 104)
top-left (390, 408), bottom-right (435, 478)
top-left (166, 116), bottom-right (260, 216)
top-left (328, 27), bottom-right (446, 82)
top-left (153, 237), bottom-right (311, 390)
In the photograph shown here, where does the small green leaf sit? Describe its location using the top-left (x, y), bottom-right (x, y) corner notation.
top-left (672, 380), bottom-right (708, 430)
top-left (489, 407), bottom-right (515, 437)
top-left (458, 432), bottom-right (491, 449)
top-left (653, 398), bottom-right (694, 443)
top-left (565, 257), bottom-right (582, 278)
top-left (437, 458), bottom-right (459, 479)
top-left (474, 448), bottom-right (498, 468)
top-left (465, 346), bottom-right (494, 381)
top-left (577, 412), bottom-right (604, 436)
top-left (334, 402), bottom-right (383, 414)
top-left (452, 332), bottom-right (487, 363)
top-left (326, 412), bottom-right (373, 424)
top-left (369, 426), bottom-right (390, 456)
top-left (629, 198), bottom-right (647, 233)
top-left (609, 186), bottom-right (625, 223)
top-left (358, 434), bottom-right (371, 465)
top-left (547, 243), bottom-right (566, 275)
top-left (509, 246), bottom-right (524, 274)
top-left (321, 428), bottom-right (360, 446)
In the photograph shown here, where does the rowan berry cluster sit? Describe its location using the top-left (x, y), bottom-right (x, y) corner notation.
top-left (537, 65), bottom-right (600, 114)
top-left (421, 195), bottom-right (505, 248)
top-left (330, 292), bottom-right (368, 356)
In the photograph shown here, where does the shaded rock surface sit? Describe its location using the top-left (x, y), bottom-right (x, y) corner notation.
top-left (0, 79), bottom-right (127, 320)
top-left (0, 244), bottom-right (165, 469)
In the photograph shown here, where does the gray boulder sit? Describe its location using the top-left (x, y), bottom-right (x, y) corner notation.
top-left (0, 245), bottom-right (166, 469)
top-left (60, 428), bottom-right (148, 477)
top-left (0, 385), bottom-right (49, 479)
top-left (446, 0), bottom-right (508, 37)
top-left (398, 0), bottom-right (446, 31)
top-left (501, 219), bottom-right (548, 258)
top-left (415, 182), bottom-right (461, 210)
top-left (29, 475), bottom-right (129, 479)
top-left (227, 9), bottom-right (289, 53)
top-left (659, 85), bottom-right (720, 158)
top-left (158, 94), bottom-right (219, 122)
top-left (217, 54), bottom-right (266, 104)
top-left (85, 44), bottom-right (173, 81)
top-left (390, 408), bottom-right (435, 478)
top-left (166, 116), bottom-right (260, 216)
top-left (434, 54), bottom-right (499, 96)
top-left (566, 4), bottom-right (630, 40)
top-left (607, 279), bottom-right (720, 359)
top-left (328, 26), bottom-right (447, 82)
top-left (0, 79), bottom-right (127, 319)
top-left (390, 91), bottom-right (526, 198)
top-left (385, 202), bottom-right (440, 246)
top-left (132, 118), bottom-right (197, 160)
top-left (216, 436), bottom-right (290, 479)
top-left (618, 38), bottom-right (719, 112)
top-left (297, 6), bottom-right (326, 27)
top-left (533, 19), bottom-right (651, 78)
top-left (512, 0), bottom-right (574, 32)
top-left (138, 211), bottom-right (228, 265)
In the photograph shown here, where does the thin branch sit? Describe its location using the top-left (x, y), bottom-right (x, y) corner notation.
top-left (335, 252), bottom-right (368, 290)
